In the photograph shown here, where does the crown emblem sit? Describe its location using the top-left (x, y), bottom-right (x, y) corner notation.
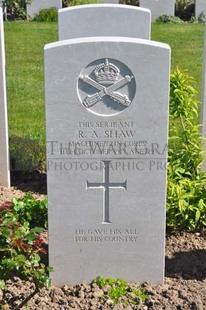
top-left (94, 59), bottom-right (120, 85)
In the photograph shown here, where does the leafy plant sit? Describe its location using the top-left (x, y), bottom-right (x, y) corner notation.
top-left (156, 15), bottom-right (184, 24)
top-left (93, 276), bottom-right (148, 305)
top-left (3, 0), bottom-right (30, 20)
top-left (0, 195), bottom-right (51, 308)
top-left (62, 0), bottom-right (70, 6)
top-left (10, 136), bottom-right (46, 172)
top-left (33, 7), bottom-right (58, 22)
top-left (197, 11), bottom-right (206, 23)
top-left (175, 0), bottom-right (195, 21)
top-left (167, 68), bottom-right (206, 231)
top-left (176, 0), bottom-right (194, 11)
top-left (12, 194), bottom-right (48, 229)
top-left (69, 0), bottom-right (99, 6)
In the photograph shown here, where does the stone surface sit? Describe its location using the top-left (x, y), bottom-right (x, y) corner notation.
top-left (26, 0), bottom-right (62, 19)
top-left (139, 0), bottom-right (175, 22)
top-left (45, 36), bottom-right (170, 286)
top-left (195, 0), bottom-right (206, 18)
top-left (58, 4), bottom-right (151, 40)
top-left (0, 7), bottom-right (10, 187)
top-left (100, 0), bottom-right (119, 3)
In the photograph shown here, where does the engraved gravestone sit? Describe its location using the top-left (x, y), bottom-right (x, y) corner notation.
top-left (0, 7), bottom-right (10, 187)
top-left (139, 0), bottom-right (175, 22)
top-left (58, 4), bottom-right (151, 40)
top-left (45, 36), bottom-right (170, 286)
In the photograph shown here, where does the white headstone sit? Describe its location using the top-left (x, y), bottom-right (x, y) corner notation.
top-left (195, 0), bottom-right (206, 18)
top-left (0, 8), bottom-right (10, 187)
top-left (100, 0), bottom-right (119, 3)
top-left (58, 5), bottom-right (151, 40)
top-left (27, 0), bottom-right (62, 19)
top-left (139, 0), bottom-right (175, 22)
top-left (45, 36), bottom-right (170, 286)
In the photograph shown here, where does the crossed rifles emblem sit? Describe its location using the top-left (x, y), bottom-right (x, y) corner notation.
top-left (80, 71), bottom-right (133, 108)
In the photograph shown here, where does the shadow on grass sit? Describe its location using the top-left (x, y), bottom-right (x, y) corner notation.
top-left (11, 170), bottom-right (47, 195)
top-left (9, 136), bottom-right (47, 194)
top-left (165, 249), bottom-right (206, 281)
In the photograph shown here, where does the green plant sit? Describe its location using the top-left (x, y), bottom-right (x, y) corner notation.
top-left (176, 0), bottom-right (194, 10)
top-left (167, 68), bottom-right (206, 231)
top-left (0, 195), bottom-right (51, 308)
top-left (33, 7), bottom-right (58, 22)
top-left (198, 11), bottom-right (206, 23)
top-left (10, 136), bottom-right (46, 172)
top-left (12, 194), bottom-right (48, 229)
top-left (93, 276), bottom-right (148, 305)
top-left (62, 0), bottom-right (70, 6)
top-left (69, 0), bottom-right (99, 5)
top-left (156, 15), bottom-right (184, 24)
top-left (175, 0), bottom-right (195, 21)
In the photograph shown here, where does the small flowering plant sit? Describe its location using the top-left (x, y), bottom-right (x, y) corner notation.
top-left (0, 195), bottom-right (52, 292)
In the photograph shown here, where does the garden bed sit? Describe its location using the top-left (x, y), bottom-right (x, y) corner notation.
top-left (0, 172), bottom-right (205, 309)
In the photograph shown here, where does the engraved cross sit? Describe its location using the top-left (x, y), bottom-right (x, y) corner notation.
top-left (87, 161), bottom-right (127, 224)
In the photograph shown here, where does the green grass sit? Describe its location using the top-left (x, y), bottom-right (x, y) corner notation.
top-left (5, 22), bottom-right (57, 142)
top-left (152, 23), bottom-right (204, 97)
top-left (4, 22), bottom-right (205, 169)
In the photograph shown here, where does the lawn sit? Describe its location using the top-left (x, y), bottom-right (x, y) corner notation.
top-left (5, 22), bottom-right (57, 142)
top-left (4, 21), bottom-right (205, 168)
top-left (152, 23), bottom-right (204, 97)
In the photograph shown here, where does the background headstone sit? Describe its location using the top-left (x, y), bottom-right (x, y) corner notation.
top-left (0, 1), bottom-right (6, 21)
top-left (45, 36), bottom-right (170, 286)
top-left (58, 5), bottom-right (151, 40)
top-left (27, 0), bottom-right (62, 19)
top-left (195, 0), bottom-right (206, 18)
top-left (139, 0), bottom-right (175, 22)
top-left (0, 7), bottom-right (10, 187)
top-left (100, 0), bottom-right (119, 3)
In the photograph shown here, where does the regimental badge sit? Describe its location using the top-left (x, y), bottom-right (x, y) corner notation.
top-left (77, 58), bottom-right (136, 116)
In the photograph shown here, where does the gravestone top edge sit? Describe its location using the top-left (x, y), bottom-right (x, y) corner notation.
top-left (58, 4), bottom-right (151, 14)
top-left (44, 36), bottom-right (170, 52)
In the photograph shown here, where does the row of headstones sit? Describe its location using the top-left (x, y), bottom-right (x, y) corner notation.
top-left (0, 0), bottom-right (205, 21)
top-left (25, 0), bottom-right (206, 21)
top-left (27, 0), bottom-right (174, 21)
top-left (45, 5), bottom-right (170, 286)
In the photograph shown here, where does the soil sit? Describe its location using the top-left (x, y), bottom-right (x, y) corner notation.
top-left (0, 171), bottom-right (206, 310)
